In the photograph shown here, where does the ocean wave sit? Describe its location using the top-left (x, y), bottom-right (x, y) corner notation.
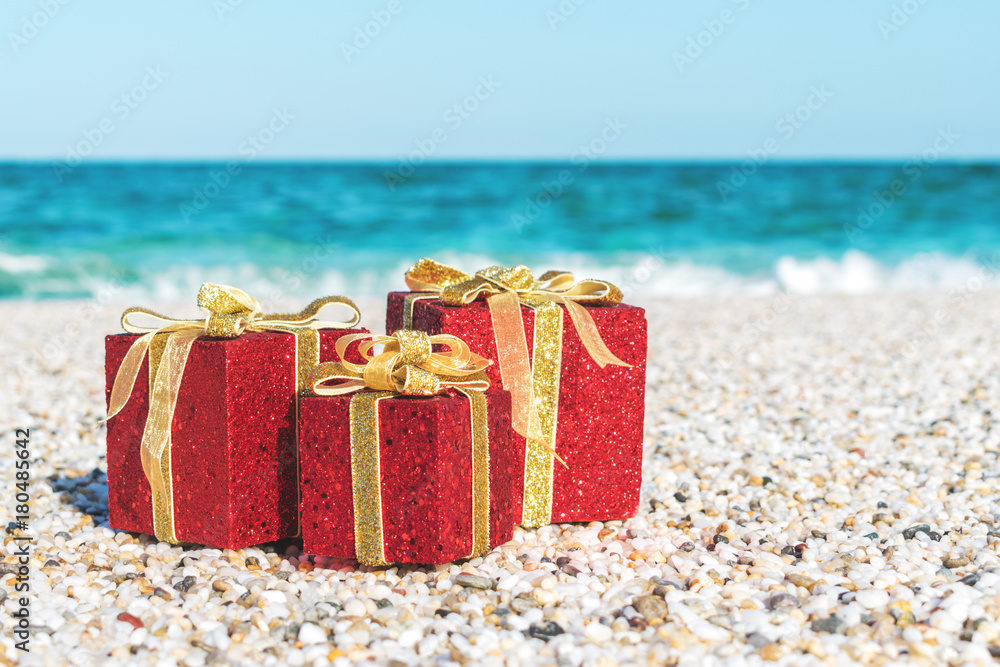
top-left (0, 251), bottom-right (48, 273)
top-left (0, 249), bottom-right (997, 302)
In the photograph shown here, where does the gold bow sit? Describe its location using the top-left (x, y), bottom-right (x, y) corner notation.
top-left (401, 258), bottom-right (630, 527)
top-left (310, 330), bottom-right (490, 397)
top-left (310, 330), bottom-right (493, 566)
top-left (105, 282), bottom-right (361, 543)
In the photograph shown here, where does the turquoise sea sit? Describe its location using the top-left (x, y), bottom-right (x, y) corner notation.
top-left (1, 162), bottom-right (999, 301)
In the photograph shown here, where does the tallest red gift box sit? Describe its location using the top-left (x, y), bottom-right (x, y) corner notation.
top-left (104, 283), bottom-right (366, 549)
top-left (387, 258), bottom-right (647, 527)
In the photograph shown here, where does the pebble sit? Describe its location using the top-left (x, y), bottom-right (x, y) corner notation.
top-left (787, 574), bottom-right (817, 591)
top-left (173, 575), bottom-right (196, 592)
top-left (528, 621), bottom-right (565, 640)
top-left (855, 589), bottom-right (889, 609)
top-left (632, 595), bottom-right (668, 621)
top-left (943, 556), bottom-right (970, 569)
top-left (455, 574), bottom-right (494, 590)
top-left (584, 621), bottom-right (613, 642)
top-left (811, 616), bottom-right (847, 634)
top-left (903, 524), bottom-right (931, 540)
top-left (959, 573), bottom-right (981, 586)
top-left (343, 599), bottom-right (367, 617)
top-left (510, 596), bottom-right (537, 614)
top-left (116, 612), bottom-right (143, 630)
top-left (297, 623), bottom-right (327, 645)
top-left (767, 593), bottom-right (799, 611)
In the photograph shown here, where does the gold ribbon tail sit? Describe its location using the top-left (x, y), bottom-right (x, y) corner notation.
top-left (104, 332), bottom-right (155, 423)
top-left (485, 291), bottom-right (536, 438)
top-left (559, 298), bottom-right (631, 368)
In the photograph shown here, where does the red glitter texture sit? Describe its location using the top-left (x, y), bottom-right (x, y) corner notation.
top-left (387, 293), bottom-right (647, 524)
top-left (104, 328), bottom-right (366, 549)
top-left (300, 389), bottom-right (520, 564)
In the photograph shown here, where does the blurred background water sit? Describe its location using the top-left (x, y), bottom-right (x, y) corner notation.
top-left (2, 161), bottom-right (998, 303)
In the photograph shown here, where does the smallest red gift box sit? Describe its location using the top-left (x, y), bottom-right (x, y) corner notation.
top-left (300, 388), bottom-right (522, 565)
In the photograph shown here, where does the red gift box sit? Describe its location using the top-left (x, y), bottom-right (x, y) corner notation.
top-left (105, 327), bottom-right (366, 549)
top-left (387, 293), bottom-right (647, 524)
top-left (300, 388), bottom-right (520, 565)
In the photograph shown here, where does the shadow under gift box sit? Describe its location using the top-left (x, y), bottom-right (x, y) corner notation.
top-left (300, 389), bottom-right (521, 565)
top-left (104, 328), bottom-right (366, 550)
top-left (387, 294), bottom-right (647, 524)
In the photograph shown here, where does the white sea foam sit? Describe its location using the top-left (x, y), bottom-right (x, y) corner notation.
top-left (1, 249), bottom-right (997, 302)
top-left (0, 251), bottom-right (48, 273)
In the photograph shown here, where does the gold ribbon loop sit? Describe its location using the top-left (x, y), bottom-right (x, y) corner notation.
top-left (404, 258), bottom-right (472, 292)
top-left (107, 282), bottom-right (362, 543)
top-left (478, 265), bottom-right (535, 291)
top-left (396, 329), bottom-right (432, 365)
top-left (397, 365), bottom-right (442, 396)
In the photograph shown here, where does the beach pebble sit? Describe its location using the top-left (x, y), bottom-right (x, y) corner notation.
top-left (584, 621), bottom-right (613, 642)
top-left (632, 595), bottom-right (668, 621)
top-left (855, 589), bottom-right (889, 609)
top-left (528, 621), bottom-right (564, 640)
top-left (811, 616), bottom-right (847, 634)
top-left (343, 599), bottom-right (366, 617)
top-left (903, 525), bottom-right (931, 540)
top-left (455, 574), bottom-right (493, 590)
top-left (767, 594), bottom-right (799, 611)
top-left (297, 623), bottom-right (327, 645)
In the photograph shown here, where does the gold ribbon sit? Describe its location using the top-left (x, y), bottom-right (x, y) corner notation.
top-left (402, 258), bottom-right (631, 527)
top-left (310, 330), bottom-right (492, 566)
top-left (105, 283), bottom-right (361, 543)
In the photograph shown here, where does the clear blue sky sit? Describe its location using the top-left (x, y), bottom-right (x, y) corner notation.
top-left (2, 1), bottom-right (998, 160)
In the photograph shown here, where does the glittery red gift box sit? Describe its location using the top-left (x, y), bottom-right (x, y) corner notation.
top-left (387, 294), bottom-right (647, 524)
top-left (300, 389), bottom-right (520, 564)
top-left (104, 328), bottom-right (366, 549)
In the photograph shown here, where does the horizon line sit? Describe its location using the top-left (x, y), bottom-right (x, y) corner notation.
top-left (2, 158), bottom-right (998, 166)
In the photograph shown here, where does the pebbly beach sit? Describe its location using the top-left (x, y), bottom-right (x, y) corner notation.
top-left (2, 290), bottom-right (1000, 665)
